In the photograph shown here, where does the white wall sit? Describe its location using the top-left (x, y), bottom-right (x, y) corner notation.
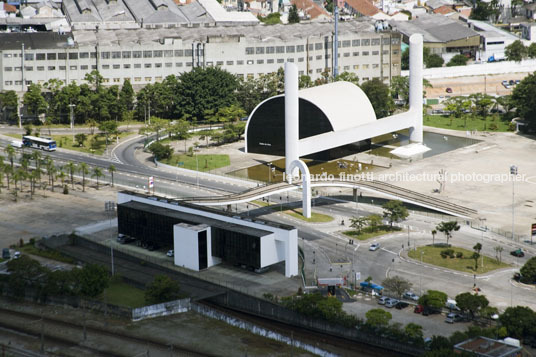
top-left (174, 224), bottom-right (200, 271)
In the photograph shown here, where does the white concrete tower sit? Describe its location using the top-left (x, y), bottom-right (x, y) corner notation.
top-left (408, 33), bottom-right (424, 143)
top-left (285, 62), bottom-right (299, 179)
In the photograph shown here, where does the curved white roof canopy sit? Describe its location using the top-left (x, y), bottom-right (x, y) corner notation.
top-left (298, 81), bottom-right (377, 131)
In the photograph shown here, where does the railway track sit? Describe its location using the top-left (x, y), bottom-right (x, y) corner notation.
top-left (0, 307), bottom-right (208, 357)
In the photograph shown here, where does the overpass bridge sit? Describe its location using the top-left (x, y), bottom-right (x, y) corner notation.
top-left (182, 179), bottom-right (478, 219)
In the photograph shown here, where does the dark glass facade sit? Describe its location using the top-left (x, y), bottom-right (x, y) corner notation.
top-left (246, 97), bottom-right (333, 155)
top-left (117, 202), bottom-right (263, 268)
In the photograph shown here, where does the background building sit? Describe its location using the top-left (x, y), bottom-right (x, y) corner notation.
top-left (0, 20), bottom-right (401, 92)
top-left (390, 13), bottom-right (480, 59)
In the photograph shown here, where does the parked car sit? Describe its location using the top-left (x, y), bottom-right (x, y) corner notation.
top-left (446, 87), bottom-right (453, 93)
top-left (511, 249), bottom-right (524, 257)
top-left (515, 79), bottom-right (520, 85)
top-left (369, 243), bottom-right (381, 251)
top-left (166, 250), bottom-right (174, 257)
top-left (13, 251), bottom-right (21, 259)
top-left (403, 291), bottom-right (419, 301)
top-left (117, 234), bottom-right (135, 244)
top-left (385, 299), bottom-right (399, 308)
top-left (378, 296), bottom-right (390, 305)
top-left (2, 248), bottom-right (10, 260)
top-left (395, 301), bottom-right (409, 309)
top-left (414, 305), bottom-right (424, 314)
top-left (445, 313), bottom-right (463, 323)
top-left (509, 80), bottom-right (515, 86)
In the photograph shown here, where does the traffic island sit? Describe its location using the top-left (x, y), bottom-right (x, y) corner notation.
top-left (408, 246), bottom-right (510, 274)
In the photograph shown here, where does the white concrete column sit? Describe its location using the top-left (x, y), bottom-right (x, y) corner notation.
top-left (287, 159), bottom-right (311, 219)
top-left (285, 62), bottom-right (299, 179)
top-left (409, 33), bottom-right (423, 143)
top-left (285, 229), bottom-right (299, 277)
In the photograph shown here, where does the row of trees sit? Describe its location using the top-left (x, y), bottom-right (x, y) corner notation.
top-left (349, 200), bottom-right (409, 234)
top-left (5, 255), bottom-right (109, 299)
top-left (401, 47), bottom-right (469, 70)
top-left (1, 145), bottom-right (116, 197)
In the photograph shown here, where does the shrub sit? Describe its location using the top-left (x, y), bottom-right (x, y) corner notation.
top-left (508, 122), bottom-right (516, 131)
top-left (29, 238), bottom-right (36, 246)
top-left (489, 123), bottom-right (498, 131)
top-left (456, 251), bottom-right (463, 258)
top-left (63, 185), bottom-right (69, 195)
top-left (440, 249), bottom-right (455, 258)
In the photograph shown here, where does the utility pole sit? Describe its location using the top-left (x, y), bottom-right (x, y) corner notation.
top-left (510, 165), bottom-right (518, 240)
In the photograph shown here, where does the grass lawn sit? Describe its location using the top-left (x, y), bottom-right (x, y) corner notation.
top-left (408, 246), bottom-right (510, 274)
top-left (101, 279), bottom-right (146, 308)
top-left (7, 132), bottom-right (134, 156)
top-left (253, 200), bottom-right (334, 223)
top-left (162, 154), bottom-right (230, 172)
top-left (19, 244), bottom-right (76, 264)
top-left (343, 226), bottom-right (402, 241)
top-left (424, 114), bottom-right (512, 132)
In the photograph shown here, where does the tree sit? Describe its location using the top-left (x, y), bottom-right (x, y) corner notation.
top-left (66, 161), bottom-right (76, 189)
top-left (365, 308), bottom-right (392, 328)
top-left (367, 214), bottom-right (383, 231)
top-left (74, 133), bottom-right (87, 147)
top-left (447, 54), bottom-right (469, 67)
top-left (382, 200), bottom-right (408, 228)
top-left (511, 72), bottom-right (536, 132)
top-left (4, 145), bottom-right (15, 169)
top-left (425, 54), bottom-right (444, 68)
top-left (45, 158), bottom-right (56, 192)
top-left (335, 72), bottom-right (360, 87)
top-left (418, 290), bottom-right (447, 311)
top-left (108, 164), bottom-right (116, 187)
top-left (350, 216), bottom-right (368, 234)
top-left (78, 162), bottom-right (89, 192)
top-left (23, 83), bottom-right (48, 118)
top-left (469, 93), bottom-right (494, 118)
top-left (494, 245), bottom-right (504, 263)
top-left (528, 43), bottom-right (536, 59)
top-left (98, 120), bottom-right (118, 151)
top-left (436, 221), bottom-right (460, 246)
top-left (444, 96), bottom-right (471, 127)
top-left (72, 264), bottom-right (109, 298)
top-left (92, 167), bottom-right (103, 190)
top-left (258, 12), bottom-right (282, 25)
top-left (148, 142), bottom-right (173, 160)
top-left (401, 47), bottom-right (409, 70)
top-left (470, 0), bottom-right (500, 21)
top-left (145, 275), bottom-right (181, 305)
top-left (288, 4), bottom-right (300, 23)
top-left (472, 243), bottom-right (482, 271)
top-left (0, 90), bottom-right (19, 123)
top-left (119, 78), bottom-right (135, 114)
top-left (505, 40), bottom-right (527, 62)
top-left (382, 276), bottom-right (412, 298)
top-left (499, 306), bottom-right (536, 339)
top-left (360, 79), bottom-right (394, 119)
top-left (520, 257), bottom-right (536, 283)
top-left (404, 323), bottom-right (423, 341)
top-left (455, 292), bottom-right (488, 319)
top-left (432, 229), bottom-right (437, 246)
top-left (176, 67), bottom-right (238, 121)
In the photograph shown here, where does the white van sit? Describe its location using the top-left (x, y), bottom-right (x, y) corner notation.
top-left (10, 140), bottom-right (23, 148)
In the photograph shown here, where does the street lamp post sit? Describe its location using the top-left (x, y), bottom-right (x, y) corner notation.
top-left (510, 165), bottom-right (518, 240)
top-left (268, 162), bottom-right (272, 184)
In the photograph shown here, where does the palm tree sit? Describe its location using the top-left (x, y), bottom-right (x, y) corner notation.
top-left (431, 229), bottom-right (437, 247)
top-left (4, 165), bottom-right (12, 190)
top-left (107, 164), bottom-right (116, 187)
top-left (20, 154), bottom-right (30, 175)
top-left (12, 168), bottom-right (25, 191)
top-left (45, 158), bottom-right (57, 192)
top-left (4, 145), bottom-right (15, 169)
top-left (57, 169), bottom-right (66, 187)
top-left (66, 161), bottom-right (76, 189)
top-left (92, 167), bottom-right (104, 190)
top-left (0, 163), bottom-right (4, 193)
top-left (78, 162), bottom-right (89, 192)
top-left (31, 150), bottom-right (42, 180)
top-left (29, 169), bottom-right (39, 198)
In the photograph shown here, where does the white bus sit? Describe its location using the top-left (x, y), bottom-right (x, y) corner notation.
top-left (22, 136), bottom-right (57, 151)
